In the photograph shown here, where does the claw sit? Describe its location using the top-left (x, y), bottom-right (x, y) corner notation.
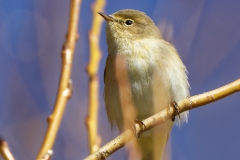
top-left (131, 119), bottom-right (145, 138)
top-left (171, 101), bottom-right (180, 122)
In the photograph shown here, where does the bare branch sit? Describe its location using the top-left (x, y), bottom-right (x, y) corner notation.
top-left (0, 137), bottom-right (15, 160)
top-left (84, 78), bottom-right (240, 160)
top-left (36, 0), bottom-right (82, 159)
top-left (85, 0), bottom-right (106, 154)
top-left (40, 150), bottom-right (53, 160)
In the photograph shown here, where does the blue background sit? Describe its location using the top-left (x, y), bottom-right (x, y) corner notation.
top-left (0, 0), bottom-right (240, 160)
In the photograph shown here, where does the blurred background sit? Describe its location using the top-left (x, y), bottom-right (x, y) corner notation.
top-left (0, 0), bottom-right (240, 159)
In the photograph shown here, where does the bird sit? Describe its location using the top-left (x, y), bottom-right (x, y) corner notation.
top-left (99, 9), bottom-right (190, 160)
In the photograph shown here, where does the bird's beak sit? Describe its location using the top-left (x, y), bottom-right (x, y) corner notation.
top-left (98, 12), bottom-right (115, 22)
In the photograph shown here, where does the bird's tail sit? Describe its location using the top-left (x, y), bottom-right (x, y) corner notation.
top-left (137, 120), bottom-right (172, 160)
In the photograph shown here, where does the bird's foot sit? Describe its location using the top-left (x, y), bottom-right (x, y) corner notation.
top-left (171, 101), bottom-right (180, 122)
top-left (131, 119), bottom-right (145, 138)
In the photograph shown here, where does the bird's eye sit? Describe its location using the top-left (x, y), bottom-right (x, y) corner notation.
top-left (125, 19), bottom-right (133, 25)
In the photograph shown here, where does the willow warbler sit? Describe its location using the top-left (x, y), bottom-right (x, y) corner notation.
top-left (99, 9), bottom-right (189, 160)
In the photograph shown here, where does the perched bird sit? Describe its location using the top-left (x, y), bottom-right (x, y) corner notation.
top-left (99, 9), bottom-right (189, 160)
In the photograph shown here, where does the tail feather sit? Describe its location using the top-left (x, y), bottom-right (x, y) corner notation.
top-left (138, 120), bottom-right (172, 160)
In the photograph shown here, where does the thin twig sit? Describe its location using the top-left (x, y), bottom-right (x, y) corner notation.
top-left (0, 137), bottom-right (15, 160)
top-left (84, 78), bottom-right (240, 160)
top-left (36, 0), bottom-right (82, 159)
top-left (85, 0), bottom-right (106, 154)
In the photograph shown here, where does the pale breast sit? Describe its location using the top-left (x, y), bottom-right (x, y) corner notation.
top-left (104, 38), bottom-right (189, 130)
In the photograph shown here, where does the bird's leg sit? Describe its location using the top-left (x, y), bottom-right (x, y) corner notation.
top-left (131, 119), bottom-right (146, 138)
top-left (171, 101), bottom-right (180, 121)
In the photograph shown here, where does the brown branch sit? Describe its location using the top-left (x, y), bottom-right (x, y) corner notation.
top-left (85, 0), bottom-right (106, 154)
top-left (84, 78), bottom-right (240, 160)
top-left (39, 150), bottom-right (53, 160)
top-left (0, 137), bottom-right (15, 160)
top-left (36, 0), bottom-right (82, 159)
